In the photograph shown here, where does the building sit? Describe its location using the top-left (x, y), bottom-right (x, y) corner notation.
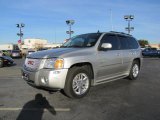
top-left (149, 44), bottom-right (160, 49)
top-left (22, 38), bottom-right (47, 50)
top-left (0, 44), bottom-right (19, 50)
top-left (21, 38), bottom-right (62, 50)
top-left (44, 43), bottom-right (62, 49)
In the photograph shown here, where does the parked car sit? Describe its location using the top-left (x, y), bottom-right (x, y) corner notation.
top-left (0, 51), bottom-right (4, 56)
top-left (22, 31), bottom-right (142, 98)
top-left (11, 50), bottom-right (22, 58)
top-left (158, 50), bottom-right (160, 56)
top-left (142, 48), bottom-right (159, 57)
top-left (6, 50), bottom-right (12, 56)
top-left (1, 50), bottom-right (11, 56)
top-left (0, 56), bottom-right (14, 68)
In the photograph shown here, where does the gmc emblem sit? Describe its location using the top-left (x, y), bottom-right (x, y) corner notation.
top-left (28, 61), bottom-right (34, 65)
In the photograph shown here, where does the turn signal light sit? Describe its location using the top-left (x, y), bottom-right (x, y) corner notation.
top-left (54, 59), bottom-right (64, 69)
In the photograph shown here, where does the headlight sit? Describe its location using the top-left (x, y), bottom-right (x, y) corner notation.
top-left (43, 58), bottom-right (64, 69)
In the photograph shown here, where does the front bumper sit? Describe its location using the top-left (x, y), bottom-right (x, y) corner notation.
top-left (22, 68), bottom-right (68, 89)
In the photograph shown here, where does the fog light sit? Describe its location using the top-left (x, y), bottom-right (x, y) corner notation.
top-left (41, 77), bottom-right (48, 84)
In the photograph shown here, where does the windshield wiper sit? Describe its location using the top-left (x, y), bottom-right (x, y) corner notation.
top-left (60, 46), bottom-right (68, 48)
top-left (70, 45), bottom-right (82, 48)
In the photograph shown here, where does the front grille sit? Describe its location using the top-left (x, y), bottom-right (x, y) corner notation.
top-left (24, 58), bottom-right (41, 71)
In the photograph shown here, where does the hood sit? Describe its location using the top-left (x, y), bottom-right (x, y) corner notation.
top-left (2, 56), bottom-right (14, 61)
top-left (27, 48), bottom-right (90, 59)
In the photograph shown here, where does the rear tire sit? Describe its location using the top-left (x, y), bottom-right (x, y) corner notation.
top-left (64, 65), bottom-right (91, 98)
top-left (0, 58), bottom-right (4, 68)
top-left (128, 60), bottom-right (140, 80)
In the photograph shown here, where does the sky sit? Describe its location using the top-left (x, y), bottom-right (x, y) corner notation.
top-left (0, 0), bottom-right (160, 44)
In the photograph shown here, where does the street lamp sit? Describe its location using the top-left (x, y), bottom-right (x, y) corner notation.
top-left (66, 20), bottom-right (75, 39)
top-left (16, 23), bottom-right (25, 42)
top-left (124, 15), bottom-right (134, 34)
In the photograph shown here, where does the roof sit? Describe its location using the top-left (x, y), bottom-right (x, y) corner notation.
top-left (95, 31), bottom-right (132, 37)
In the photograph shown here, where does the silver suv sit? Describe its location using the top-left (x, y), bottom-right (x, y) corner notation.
top-left (22, 31), bottom-right (142, 98)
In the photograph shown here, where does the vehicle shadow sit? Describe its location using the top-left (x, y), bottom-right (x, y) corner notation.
top-left (16, 93), bottom-right (56, 120)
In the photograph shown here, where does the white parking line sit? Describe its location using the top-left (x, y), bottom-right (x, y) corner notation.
top-left (0, 108), bottom-right (70, 112)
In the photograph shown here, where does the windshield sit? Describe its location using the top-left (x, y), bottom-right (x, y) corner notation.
top-left (28, 51), bottom-right (35, 52)
top-left (145, 48), bottom-right (157, 51)
top-left (61, 33), bottom-right (102, 48)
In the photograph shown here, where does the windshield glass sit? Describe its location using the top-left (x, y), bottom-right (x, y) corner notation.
top-left (145, 48), bottom-right (157, 51)
top-left (61, 33), bottom-right (102, 48)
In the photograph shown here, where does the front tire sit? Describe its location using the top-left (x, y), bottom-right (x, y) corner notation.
top-left (128, 60), bottom-right (140, 80)
top-left (64, 66), bottom-right (91, 98)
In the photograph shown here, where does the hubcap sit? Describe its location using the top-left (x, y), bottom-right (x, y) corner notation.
top-left (72, 73), bottom-right (89, 95)
top-left (132, 64), bottom-right (139, 78)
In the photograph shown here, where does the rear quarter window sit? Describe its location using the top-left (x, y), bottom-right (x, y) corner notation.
top-left (127, 37), bottom-right (139, 49)
top-left (118, 36), bottom-right (129, 50)
top-left (118, 35), bottom-right (139, 50)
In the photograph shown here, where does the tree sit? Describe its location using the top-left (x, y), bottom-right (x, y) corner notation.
top-left (138, 40), bottom-right (149, 47)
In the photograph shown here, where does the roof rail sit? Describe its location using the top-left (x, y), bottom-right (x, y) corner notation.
top-left (109, 31), bottom-right (132, 36)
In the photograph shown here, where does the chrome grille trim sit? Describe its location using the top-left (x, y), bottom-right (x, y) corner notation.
top-left (24, 58), bottom-right (42, 71)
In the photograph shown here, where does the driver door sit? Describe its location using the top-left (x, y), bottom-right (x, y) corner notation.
top-left (96, 34), bottom-right (123, 82)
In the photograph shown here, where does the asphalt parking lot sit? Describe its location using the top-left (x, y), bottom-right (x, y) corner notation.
top-left (0, 58), bottom-right (160, 120)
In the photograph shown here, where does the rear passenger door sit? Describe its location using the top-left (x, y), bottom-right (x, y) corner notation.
top-left (96, 34), bottom-right (123, 81)
top-left (118, 35), bottom-right (139, 73)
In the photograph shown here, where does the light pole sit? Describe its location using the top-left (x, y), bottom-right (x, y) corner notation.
top-left (16, 23), bottom-right (25, 41)
top-left (66, 20), bottom-right (75, 39)
top-left (124, 15), bottom-right (134, 34)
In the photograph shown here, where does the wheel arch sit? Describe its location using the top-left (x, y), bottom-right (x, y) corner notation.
top-left (69, 62), bottom-right (94, 85)
top-left (133, 58), bottom-right (141, 69)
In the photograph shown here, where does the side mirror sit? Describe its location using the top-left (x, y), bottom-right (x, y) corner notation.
top-left (101, 43), bottom-right (112, 49)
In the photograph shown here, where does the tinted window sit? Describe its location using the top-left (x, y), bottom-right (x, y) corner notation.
top-left (144, 48), bottom-right (157, 51)
top-left (118, 36), bottom-right (139, 49)
top-left (127, 37), bottom-right (139, 49)
top-left (100, 35), bottom-right (119, 50)
top-left (152, 48), bottom-right (157, 50)
top-left (118, 36), bottom-right (129, 49)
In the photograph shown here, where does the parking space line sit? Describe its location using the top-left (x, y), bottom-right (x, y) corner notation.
top-left (0, 108), bottom-right (70, 112)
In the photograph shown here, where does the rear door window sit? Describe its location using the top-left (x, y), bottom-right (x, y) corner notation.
top-left (118, 36), bottom-right (129, 50)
